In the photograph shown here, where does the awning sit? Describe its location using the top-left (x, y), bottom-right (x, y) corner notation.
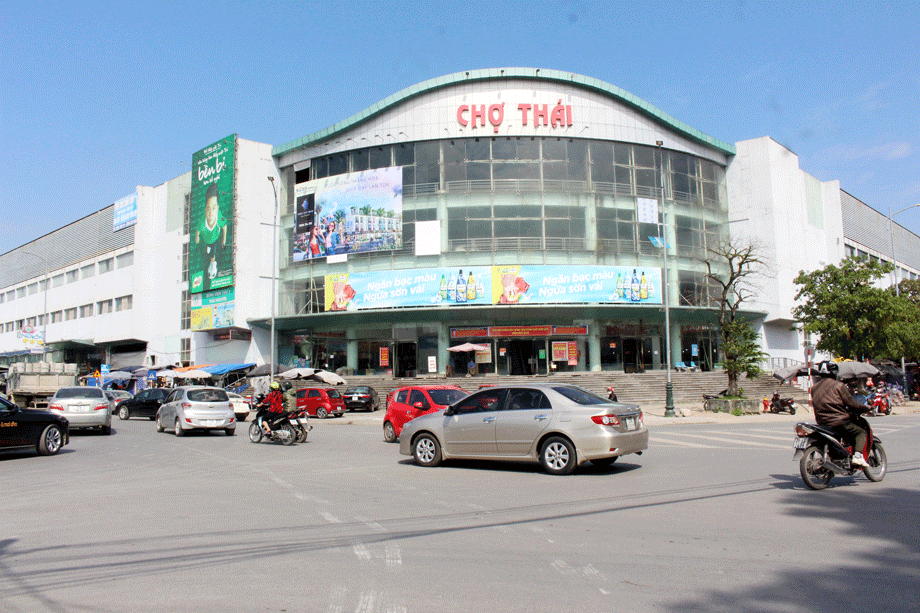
top-left (201, 363), bottom-right (255, 376)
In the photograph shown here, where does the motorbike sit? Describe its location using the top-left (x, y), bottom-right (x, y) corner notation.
top-left (249, 403), bottom-right (298, 446)
top-left (606, 386), bottom-right (618, 402)
top-left (793, 412), bottom-right (887, 490)
top-left (289, 409), bottom-right (313, 443)
top-left (867, 387), bottom-right (891, 416)
top-left (764, 391), bottom-right (797, 415)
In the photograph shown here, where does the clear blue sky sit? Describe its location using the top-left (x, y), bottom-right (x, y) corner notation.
top-left (1, 0), bottom-right (918, 255)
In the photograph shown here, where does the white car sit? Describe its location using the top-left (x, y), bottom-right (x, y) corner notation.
top-left (227, 392), bottom-right (252, 421)
top-left (155, 386), bottom-right (236, 437)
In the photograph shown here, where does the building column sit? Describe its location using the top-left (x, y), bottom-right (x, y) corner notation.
top-left (586, 320), bottom-right (601, 372)
top-left (438, 322), bottom-right (450, 376)
top-left (346, 328), bottom-right (358, 374)
top-left (670, 320), bottom-right (682, 368)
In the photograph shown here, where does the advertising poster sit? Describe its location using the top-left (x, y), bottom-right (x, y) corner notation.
top-left (113, 192), bottom-right (138, 231)
top-left (189, 135), bottom-right (236, 293)
top-left (551, 341), bottom-right (569, 362)
top-left (323, 265), bottom-right (662, 311)
top-left (292, 167), bottom-right (402, 262)
top-left (191, 287), bottom-right (235, 331)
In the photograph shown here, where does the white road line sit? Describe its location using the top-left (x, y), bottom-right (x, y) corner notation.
top-left (320, 511), bottom-right (341, 523)
top-left (649, 435), bottom-right (717, 448)
top-left (352, 542), bottom-right (372, 560)
top-left (666, 431), bottom-right (786, 448)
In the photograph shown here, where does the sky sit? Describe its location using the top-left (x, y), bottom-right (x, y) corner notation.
top-left (1, 0), bottom-right (918, 255)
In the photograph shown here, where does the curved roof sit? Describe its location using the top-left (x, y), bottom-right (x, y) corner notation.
top-left (273, 67), bottom-right (735, 157)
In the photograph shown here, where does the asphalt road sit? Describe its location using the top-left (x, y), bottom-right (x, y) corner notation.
top-left (2, 412), bottom-right (919, 613)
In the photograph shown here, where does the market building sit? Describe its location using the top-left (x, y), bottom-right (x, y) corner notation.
top-left (1, 68), bottom-right (917, 377)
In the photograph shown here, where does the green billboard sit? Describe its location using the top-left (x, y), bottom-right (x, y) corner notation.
top-left (189, 135), bottom-right (236, 293)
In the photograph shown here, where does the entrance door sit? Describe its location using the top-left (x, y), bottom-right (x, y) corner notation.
top-left (395, 342), bottom-right (417, 377)
top-left (507, 340), bottom-right (533, 375)
top-left (622, 337), bottom-right (650, 373)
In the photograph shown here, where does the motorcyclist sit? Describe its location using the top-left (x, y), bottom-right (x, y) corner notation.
top-left (606, 386), bottom-right (618, 402)
top-left (811, 361), bottom-right (870, 468)
top-left (282, 381), bottom-right (297, 414)
top-left (257, 381), bottom-right (285, 436)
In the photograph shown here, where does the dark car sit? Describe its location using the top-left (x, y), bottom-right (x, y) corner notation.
top-left (343, 386), bottom-right (380, 412)
top-left (1, 395), bottom-right (69, 456)
top-left (116, 388), bottom-right (170, 420)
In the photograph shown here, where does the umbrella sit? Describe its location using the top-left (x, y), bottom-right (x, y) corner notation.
top-left (774, 361), bottom-right (880, 382)
top-left (245, 364), bottom-right (280, 378)
top-left (156, 370), bottom-right (179, 379)
top-left (175, 369), bottom-right (213, 379)
top-left (104, 371), bottom-right (134, 380)
top-left (447, 342), bottom-right (489, 352)
top-left (308, 370), bottom-right (347, 386)
top-left (278, 368), bottom-right (319, 380)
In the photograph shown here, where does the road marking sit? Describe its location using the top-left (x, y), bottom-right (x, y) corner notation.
top-left (661, 431), bottom-right (786, 449)
top-left (386, 544), bottom-right (402, 570)
top-left (649, 435), bottom-right (717, 448)
top-left (352, 542), bottom-right (372, 560)
top-left (321, 511), bottom-right (341, 523)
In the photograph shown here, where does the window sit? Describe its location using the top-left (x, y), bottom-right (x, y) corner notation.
top-left (181, 291), bottom-right (190, 330)
top-left (180, 338), bottom-right (190, 365)
top-left (5, 322), bottom-right (13, 332)
top-left (50, 311), bottom-right (62, 324)
top-left (452, 389), bottom-right (506, 414)
top-left (5, 290), bottom-right (13, 301)
top-left (183, 193), bottom-right (191, 236)
top-left (98, 258), bottom-right (113, 274)
top-left (115, 295), bottom-right (133, 312)
top-left (81, 264), bottom-right (95, 279)
top-left (507, 388), bottom-right (552, 410)
top-left (117, 251), bottom-right (134, 268)
top-left (182, 243), bottom-right (189, 283)
top-left (66, 270), bottom-right (78, 284)
top-left (98, 299), bottom-right (113, 314)
top-left (52, 274), bottom-right (64, 288)
top-left (37, 314), bottom-right (45, 326)
top-left (79, 304), bottom-right (93, 318)
top-left (26, 317), bottom-right (36, 327)
top-left (0, 293), bottom-right (4, 304)
top-left (39, 279), bottom-right (48, 292)
top-left (27, 283), bottom-right (38, 295)
top-left (64, 308), bottom-right (77, 321)
top-left (16, 287), bottom-right (26, 299)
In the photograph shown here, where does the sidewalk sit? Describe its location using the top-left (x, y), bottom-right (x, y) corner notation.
top-left (328, 400), bottom-right (920, 428)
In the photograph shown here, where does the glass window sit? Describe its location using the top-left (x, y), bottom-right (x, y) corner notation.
top-left (394, 144), bottom-right (414, 166)
top-left (6, 290), bottom-right (14, 301)
top-left (351, 148), bottom-right (369, 172)
top-left (636, 168), bottom-right (657, 192)
top-left (415, 141), bottom-right (440, 165)
top-left (615, 165), bottom-right (632, 187)
top-left (98, 258), bottom-right (113, 274)
top-left (180, 338), bottom-right (190, 365)
top-left (81, 264), bottom-right (95, 279)
top-left (408, 389), bottom-right (429, 408)
top-left (553, 386), bottom-right (607, 405)
top-left (52, 274), bottom-right (64, 288)
top-left (466, 162), bottom-right (490, 181)
top-left (451, 389), bottom-right (505, 414)
top-left (328, 153), bottom-right (347, 176)
top-left (492, 138), bottom-right (516, 160)
top-left (467, 219), bottom-right (492, 239)
top-left (614, 143), bottom-right (632, 165)
top-left (181, 291), bottom-right (190, 330)
top-left (16, 287), bottom-right (26, 298)
top-left (591, 142), bottom-right (613, 167)
top-left (80, 304), bottom-right (93, 318)
top-left (117, 251), bottom-right (134, 268)
top-left (65, 307), bottom-right (77, 321)
top-left (634, 146), bottom-right (656, 168)
top-left (311, 157), bottom-right (327, 179)
top-left (466, 139), bottom-right (490, 161)
top-left (97, 299), bottom-right (113, 314)
top-left (443, 140), bottom-right (466, 164)
top-left (444, 163), bottom-right (466, 183)
top-left (543, 161), bottom-right (568, 181)
top-left (543, 139), bottom-right (566, 160)
top-left (517, 138), bottom-right (539, 160)
top-left (415, 163), bottom-right (439, 185)
top-left (495, 205), bottom-right (541, 219)
top-left (27, 283), bottom-right (38, 295)
top-left (593, 164), bottom-right (616, 184)
top-left (115, 295), bottom-right (133, 312)
top-left (369, 146), bottom-right (391, 169)
top-left (188, 389), bottom-right (228, 402)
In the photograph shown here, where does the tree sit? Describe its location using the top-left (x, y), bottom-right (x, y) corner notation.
top-left (703, 239), bottom-right (768, 396)
top-left (792, 256), bottom-right (920, 360)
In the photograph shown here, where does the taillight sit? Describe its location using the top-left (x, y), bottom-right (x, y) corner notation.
top-left (181, 403), bottom-right (192, 410)
top-left (794, 424), bottom-right (813, 437)
top-left (94, 403), bottom-right (108, 411)
top-left (592, 414), bottom-right (621, 426)
top-left (49, 403), bottom-right (63, 411)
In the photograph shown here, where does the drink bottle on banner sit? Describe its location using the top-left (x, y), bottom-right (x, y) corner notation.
top-left (631, 269), bottom-right (640, 301)
top-left (448, 274), bottom-right (457, 301)
top-left (616, 273), bottom-right (624, 299)
top-left (467, 271), bottom-right (477, 300)
top-left (456, 270), bottom-right (467, 303)
top-left (439, 275), bottom-right (448, 300)
top-left (640, 272), bottom-right (648, 300)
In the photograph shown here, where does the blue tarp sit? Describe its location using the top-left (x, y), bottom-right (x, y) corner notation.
top-left (200, 363), bottom-right (255, 376)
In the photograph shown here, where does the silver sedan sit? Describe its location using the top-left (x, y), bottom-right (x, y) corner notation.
top-left (48, 386), bottom-right (113, 434)
top-left (155, 386), bottom-right (236, 437)
top-left (399, 384), bottom-right (648, 475)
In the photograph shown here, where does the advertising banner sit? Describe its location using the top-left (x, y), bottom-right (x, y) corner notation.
top-left (113, 192), bottom-right (138, 231)
top-left (323, 265), bottom-right (662, 312)
top-left (18, 326), bottom-right (44, 354)
top-left (189, 135), bottom-right (236, 294)
top-left (293, 167), bottom-right (402, 262)
top-left (190, 287), bottom-right (235, 331)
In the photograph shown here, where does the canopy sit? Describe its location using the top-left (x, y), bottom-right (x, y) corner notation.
top-left (104, 371), bottom-right (134, 380)
top-left (447, 343), bottom-right (489, 352)
top-left (201, 363), bottom-right (255, 376)
top-left (156, 370), bottom-right (179, 379)
top-left (310, 370), bottom-right (347, 386)
top-left (774, 361), bottom-right (880, 382)
top-left (245, 364), bottom-right (281, 378)
top-left (175, 369), bottom-right (213, 379)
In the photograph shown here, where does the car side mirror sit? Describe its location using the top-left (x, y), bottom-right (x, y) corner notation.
top-left (443, 407), bottom-right (454, 417)
top-left (413, 401), bottom-right (425, 409)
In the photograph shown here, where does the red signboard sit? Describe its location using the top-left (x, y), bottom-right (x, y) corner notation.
top-left (379, 347), bottom-right (389, 367)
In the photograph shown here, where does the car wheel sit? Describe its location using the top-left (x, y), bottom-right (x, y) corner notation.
top-left (225, 428), bottom-right (235, 436)
top-left (413, 433), bottom-right (442, 467)
top-left (383, 421), bottom-right (397, 443)
top-left (101, 424), bottom-right (112, 435)
top-left (540, 436), bottom-right (576, 476)
top-left (316, 407), bottom-right (329, 419)
top-left (118, 406), bottom-right (130, 420)
top-left (155, 415), bottom-right (165, 432)
top-left (174, 419), bottom-right (184, 437)
top-left (38, 424), bottom-right (63, 455)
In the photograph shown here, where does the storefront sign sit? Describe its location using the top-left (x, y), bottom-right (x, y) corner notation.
top-left (379, 347), bottom-right (390, 367)
top-left (456, 100), bottom-right (573, 133)
top-left (427, 356), bottom-right (437, 373)
top-left (567, 341), bottom-right (578, 366)
top-left (325, 266), bottom-right (661, 312)
top-left (451, 325), bottom-right (589, 339)
top-left (551, 341), bottom-right (569, 361)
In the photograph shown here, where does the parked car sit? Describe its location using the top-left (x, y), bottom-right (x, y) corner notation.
top-left (0, 395), bottom-right (69, 456)
top-left (155, 386), bottom-right (236, 436)
top-left (343, 386), bottom-right (380, 412)
top-left (116, 388), bottom-right (169, 420)
top-left (296, 387), bottom-right (346, 418)
top-left (48, 386), bottom-right (113, 434)
top-left (383, 384), bottom-right (467, 443)
top-left (399, 384), bottom-right (648, 475)
top-left (227, 392), bottom-right (252, 421)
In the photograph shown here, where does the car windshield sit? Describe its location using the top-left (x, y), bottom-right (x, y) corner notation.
top-left (55, 388), bottom-right (105, 399)
top-left (429, 389), bottom-right (468, 405)
top-left (187, 389), bottom-right (229, 402)
top-left (326, 389), bottom-right (342, 398)
top-left (347, 387), bottom-right (370, 394)
top-left (552, 386), bottom-right (608, 405)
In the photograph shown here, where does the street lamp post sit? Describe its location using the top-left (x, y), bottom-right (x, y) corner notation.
top-left (657, 140), bottom-right (675, 417)
top-left (267, 176), bottom-right (279, 380)
top-left (888, 202), bottom-right (920, 390)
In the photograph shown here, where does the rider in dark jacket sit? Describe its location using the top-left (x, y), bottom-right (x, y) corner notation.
top-left (811, 361), bottom-right (870, 468)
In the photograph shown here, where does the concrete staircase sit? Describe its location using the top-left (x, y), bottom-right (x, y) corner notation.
top-left (339, 370), bottom-right (809, 408)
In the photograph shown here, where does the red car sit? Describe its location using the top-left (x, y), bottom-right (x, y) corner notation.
top-left (296, 388), bottom-right (346, 418)
top-left (383, 385), bottom-right (467, 442)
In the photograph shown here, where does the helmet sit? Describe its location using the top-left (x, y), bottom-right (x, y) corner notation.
top-left (270, 381), bottom-right (281, 390)
top-left (282, 381), bottom-right (293, 391)
top-left (817, 361), bottom-right (838, 379)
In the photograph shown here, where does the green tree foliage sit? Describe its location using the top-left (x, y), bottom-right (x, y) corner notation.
top-left (793, 256), bottom-right (920, 360)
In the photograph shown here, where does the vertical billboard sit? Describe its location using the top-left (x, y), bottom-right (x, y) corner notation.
top-left (189, 135), bottom-right (236, 293)
top-left (292, 167), bottom-right (402, 262)
top-left (113, 192), bottom-right (138, 231)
